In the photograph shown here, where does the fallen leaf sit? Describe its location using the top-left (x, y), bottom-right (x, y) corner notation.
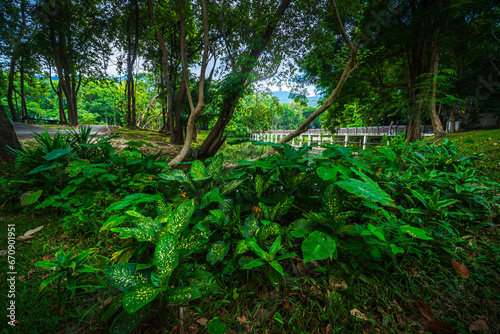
top-left (196, 318), bottom-right (208, 326)
top-left (16, 235), bottom-right (33, 241)
top-left (0, 250), bottom-right (7, 256)
top-left (42, 254), bottom-right (52, 261)
top-left (24, 225), bottom-right (43, 236)
top-left (494, 143), bottom-right (498, 146)
top-left (237, 316), bottom-right (247, 324)
top-left (60, 233), bottom-right (69, 239)
top-left (420, 319), bottom-right (453, 333)
top-left (451, 259), bottom-right (470, 278)
top-left (41, 274), bottom-right (50, 280)
top-left (103, 297), bottom-right (113, 307)
top-left (396, 314), bottom-right (403, 324)
top-left (8, 320), bottom-right (20, 326)
top-left (284, 299), bottom-right (290, 309)
top-left (18, 276), bottom-right (26, 281)
top-left (415, 300), bottom-right (434, 320)
top-left (350, 308), bottom-right (368, 321)
top-left (469, 319), bottom-right (489, 332)
top-left (325, 324), bottom-right (331, 334)
top-left (296, 263), bottom-right (307, 276)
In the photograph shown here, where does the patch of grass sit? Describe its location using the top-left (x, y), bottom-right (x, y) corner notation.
top-left (428, 129), bottom-right (500, 182)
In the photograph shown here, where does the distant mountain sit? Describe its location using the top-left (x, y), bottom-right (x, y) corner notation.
top-left (272, 91), bottom-right (319, 106)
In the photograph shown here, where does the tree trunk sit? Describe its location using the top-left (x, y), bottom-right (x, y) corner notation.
top-left (7, 58), bottom-right (18, 122)
top-left (0, 104), bottom-right (23, 165)
top-left (197, 0), bottom-right (292, 158)
top-left (449, 103), bottom-right (456, 133)
top-left (428, 37), bottom-right (446, 138)
top-left (168, 0), bottom-right (210, 165)
top-left (19, 62), bottom-right (32, 124)
top-left (49, 24), bottom-right (79, 126)
top-left (125, 0), bottom-right (139, 128)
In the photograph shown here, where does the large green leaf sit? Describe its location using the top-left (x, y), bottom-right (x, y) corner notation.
top-left (206, 154), bottom-right (224, 177)
top-left (207, 241), bottom-right (230, 265)
top-left (317, 166), bottom-right (338, 181)
top-left (123, 283), bottom-right (159, 314)
top-left (165, 199), bottom-right (195, 236)
top-left (104, 263), bottom-right (149, 292)
top-left (165, 286), bottom-right (201, 303)
top-left (44, 148), bottom-right (73, 161)
top-left (200, 188), bottom-right (223, 210)
top-left (110, 307), bottom-right (150, 334)
top-left (20, 190), bottom-right (43, 206)
top-left (302, 231), bottom-right (336, 263)
top-left (336, 177), bottom-right (393, 207)
top-left (126, 211), bottom-right (163, 234)
top-left (111, 227), bottom-right (154, 243)
top-left (154, 233), bottom-right (179, 280)
top-left (190, 160), bottom-right (208, 179)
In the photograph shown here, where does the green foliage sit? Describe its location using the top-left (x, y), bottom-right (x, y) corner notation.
top-left (35, 248), bottom-right (96, 297)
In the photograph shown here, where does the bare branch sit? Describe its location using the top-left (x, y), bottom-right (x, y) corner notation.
top-left (329, 0), bottom-right (356, 54)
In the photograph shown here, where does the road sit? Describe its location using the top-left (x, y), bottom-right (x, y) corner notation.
top-left (12, 123), bottom-right (113, 140)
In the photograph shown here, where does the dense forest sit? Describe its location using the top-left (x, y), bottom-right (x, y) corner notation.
top-left (1, 1), bottom-right (500, 333)
top-left (1, 0), bottom-right (498, 160)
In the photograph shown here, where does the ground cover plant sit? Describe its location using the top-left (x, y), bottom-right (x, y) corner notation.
top-left (1, 130), bottom-right (499, 334)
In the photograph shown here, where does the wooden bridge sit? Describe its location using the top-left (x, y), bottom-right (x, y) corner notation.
top-left (249, 126), bottom-right (406, 150)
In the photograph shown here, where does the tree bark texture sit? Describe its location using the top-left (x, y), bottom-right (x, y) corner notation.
top-left (0, 104), bottom-right (23, 165)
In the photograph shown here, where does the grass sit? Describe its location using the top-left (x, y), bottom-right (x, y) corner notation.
top-left (428, 129), bottom-right (500, 183)
top-left (1, 128), bottom-right (499, 333)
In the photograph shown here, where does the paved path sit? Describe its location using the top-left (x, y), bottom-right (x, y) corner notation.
top-left (12, 123), bottom-right (113, 140)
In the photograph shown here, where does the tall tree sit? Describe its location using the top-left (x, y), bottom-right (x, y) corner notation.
top-left (35, 0), bottom-right (112, 126)
top-left (0, 104), bottom-right (22, 165)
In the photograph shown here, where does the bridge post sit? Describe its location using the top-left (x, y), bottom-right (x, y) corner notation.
top-left (363, 135), bottom-right (367, 150)
top-left (344, 134), bottom-right (348, 147)
top-left (308, 135), bottom-right (311, 145)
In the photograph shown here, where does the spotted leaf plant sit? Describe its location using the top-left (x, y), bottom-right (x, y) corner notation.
top-left (102, 198), bottom-right (207, 334)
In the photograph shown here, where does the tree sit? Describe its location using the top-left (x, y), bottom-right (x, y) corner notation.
top-left (0, 104), bottom-right (22, 164)
top-left (34, 0), bottom-right (112, 126)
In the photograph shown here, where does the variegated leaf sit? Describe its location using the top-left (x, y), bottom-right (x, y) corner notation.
top-left (111, 227), bottom-right (154, 243)
top-left (165, 286), bottom-right (201, 304)
top-left (104, 263), bottom-right (149, 292)
top-left (206, 154), bottom-right (224, 177)
top-left (221, 178), bottom-right (245, 195)
top-left (190, 160), bottom-right (208, 179)
top-left (126, 211), bottom-right (163, 234)
top-left (256, 223), bottom-right (281, 240)
top-left (242, 215), bottom-right (259, 238)
top-left (165, 199), bottom-right (195, 236)
top-left (159, 170), bottom-right (191, 184)
top-left (154, 233), bottom-right (179, 281)
top-left (275, 196), bottom-right (295, 219)
top-left (207, 241), bottom-right (230, 265)
top-left (178, 230), bottom-right (208, 251)
top-left (123, 283), bottom-right (160, 314)
top-left (255, 174), bottom-right (264, 197)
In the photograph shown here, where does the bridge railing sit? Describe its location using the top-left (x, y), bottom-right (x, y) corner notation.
top-left (261, 125), bottom-right (407, 136)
